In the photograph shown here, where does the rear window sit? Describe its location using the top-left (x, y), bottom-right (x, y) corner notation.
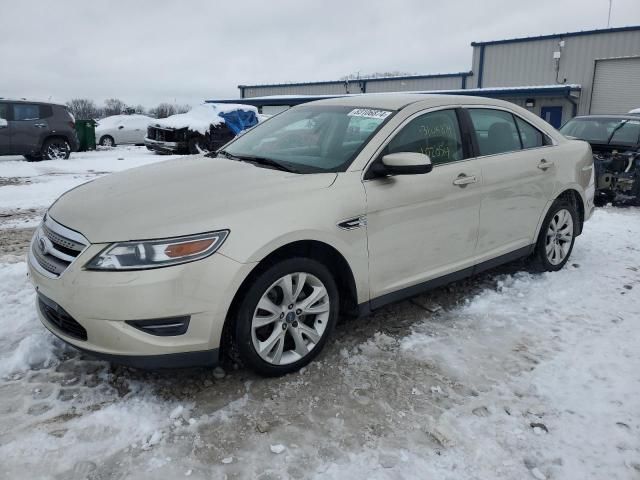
top-left (13, 104), bottom-right (41, 121)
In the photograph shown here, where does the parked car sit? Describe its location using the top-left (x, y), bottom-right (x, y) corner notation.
top-left (95, 114), bottom-right (152, 147)
top-left (28, 94), bottom-right (594, 375)
top-left (145, 103), bottom-right (259, 154)
top-left (0, 98), bottom-right (78, 161)
top-left (560, 115), bottom-right (640, 205)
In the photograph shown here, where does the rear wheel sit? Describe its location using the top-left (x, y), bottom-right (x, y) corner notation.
top-left (234, 258), bottom-right (339, 376)
top-left (41, 138), bottom-right (71, 160)
top-left (529, 198), bottom-right (577, 272)
top-left (99, 135), bottom-right (115, 147)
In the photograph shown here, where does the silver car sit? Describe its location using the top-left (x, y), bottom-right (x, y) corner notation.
top-left (28, 94), bottom-right (595, 375)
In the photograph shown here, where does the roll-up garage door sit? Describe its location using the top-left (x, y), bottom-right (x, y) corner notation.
top-left (590, 57), bottom-right (640, 114)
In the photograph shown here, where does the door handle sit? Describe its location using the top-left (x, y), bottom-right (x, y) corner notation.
top-left (453, 174), bottom-right (477, 187)
top-left (537, 158), bottom-right (554, 170)
top-left (34, 123), bottom-right (47, 128)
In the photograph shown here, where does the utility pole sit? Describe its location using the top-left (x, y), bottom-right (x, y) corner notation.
top-left (607, 0), bottom-right (613, 27)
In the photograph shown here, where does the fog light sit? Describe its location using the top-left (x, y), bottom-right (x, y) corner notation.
top-left (126, 316), bottom-right (190, 336)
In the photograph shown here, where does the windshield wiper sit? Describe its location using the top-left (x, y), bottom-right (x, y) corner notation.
top-left (217, 150), bottom-right (296, 173)
top-left (606, 120), bottom-right (628, 144)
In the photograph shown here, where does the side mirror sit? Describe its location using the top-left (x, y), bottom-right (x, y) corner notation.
top-left (378, 152), bottom-right (433, 176)
top-left (0, 118), bottom-right (7, 128)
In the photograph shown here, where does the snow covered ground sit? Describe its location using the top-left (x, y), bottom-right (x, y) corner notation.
top-left (0, 148), bottom-right (639, 479)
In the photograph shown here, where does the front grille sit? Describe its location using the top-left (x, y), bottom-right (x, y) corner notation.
top-left (147, 127), bottom-right (178, 142)
top-left (30, 215), bottom-right (88, 278)
top-left (38, 294), bottom-right (87, 341)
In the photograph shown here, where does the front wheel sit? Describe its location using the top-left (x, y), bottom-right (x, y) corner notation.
top-left (530, 198), bottom-right (577, 272)
top-left (234, 258), bottom-right (339, 376)
top-left (41, 138), bottom-right (71, 160)
top-left (99, 135), bottom-right (115, 147)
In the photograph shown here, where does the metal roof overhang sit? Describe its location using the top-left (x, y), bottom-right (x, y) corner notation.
top-left (206, 85), bottom-right (581, 108)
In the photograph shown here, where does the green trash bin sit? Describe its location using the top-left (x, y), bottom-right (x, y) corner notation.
top-left (75, 119), bottom-right (97, 152)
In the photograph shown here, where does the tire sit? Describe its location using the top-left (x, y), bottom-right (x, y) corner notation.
top-left (529, 197), bottom-right (578, 272)
top-left (23, 154), bottom-right (41, 162)
top-left (99, 135), bottom-right (115, 147)
top-left (234, 258), bottom-right (339, 376)
top-left (41, 138), bottom-right (71, 160)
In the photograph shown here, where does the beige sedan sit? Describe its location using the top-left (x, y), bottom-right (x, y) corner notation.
top-left (28, 94), bottom-right (595, 375)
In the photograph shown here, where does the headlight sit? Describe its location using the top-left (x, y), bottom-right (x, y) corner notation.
top-left (85, 230), bottom-right (229, 271)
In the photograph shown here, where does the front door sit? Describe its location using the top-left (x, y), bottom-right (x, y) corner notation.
top-left (364, 108), bottom-right (482, 303)
top-left (540, 106), bottom-right (563, 128)
top-left (0, 104), bottom-right (10, 155)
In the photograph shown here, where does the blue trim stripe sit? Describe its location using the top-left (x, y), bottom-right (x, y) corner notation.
top-left (471, 24), bottom-right (640, 46)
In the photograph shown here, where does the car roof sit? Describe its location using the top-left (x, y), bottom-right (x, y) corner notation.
top-left (306, 93), bottom-right (517, 111)
top-left (0, 97), bottom-right (66, 107)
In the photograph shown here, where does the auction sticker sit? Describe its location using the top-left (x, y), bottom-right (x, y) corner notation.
top-left (347, 108), bottom-right (392, 119)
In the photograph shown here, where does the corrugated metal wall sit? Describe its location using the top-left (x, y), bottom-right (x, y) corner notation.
top-left (242, 75), bottom-right (466, 98)
top-left (242, 82), bottom-right (348, 98)
top-left (470, 29), bottom-right (640, 114)
top-left (365, 75), bottom-right (463, 92)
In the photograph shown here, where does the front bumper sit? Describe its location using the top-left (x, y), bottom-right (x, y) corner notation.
top-left (144, 137), bottom-right (186, 153)
top-left (28, 226), bottom-right (255, 369)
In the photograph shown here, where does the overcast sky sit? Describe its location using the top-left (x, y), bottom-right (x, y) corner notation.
top-left (1, 0), bottom-right (639, 109)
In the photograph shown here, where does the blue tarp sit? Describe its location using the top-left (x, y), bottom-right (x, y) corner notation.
top-left (219, 110), bottom-right (259, 135)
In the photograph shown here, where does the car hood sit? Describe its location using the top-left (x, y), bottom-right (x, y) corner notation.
top-left (48, 156), bottom-right (337, 243)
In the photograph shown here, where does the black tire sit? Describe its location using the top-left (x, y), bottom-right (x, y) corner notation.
top-left (41, 138), bottom-right (71, 160)
top-left (23, 154), bottom-right (41, 162)
top-left (99, 135), bottom-right (115, 147)
top-left (529, 197), bottom-right (578, 272)
top-left (234, 257), bottom-right (339, 376)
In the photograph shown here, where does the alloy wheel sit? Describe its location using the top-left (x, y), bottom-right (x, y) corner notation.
top-left (101, 137), bottom-right (114, 147)
top-left (545, 208), bottom-right (573, 265)
top-left (46, 141), bottom-right (70, 160)
top-left (251, 272), bottom-right (330, 365)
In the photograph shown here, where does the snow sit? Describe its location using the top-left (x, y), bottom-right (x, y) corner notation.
top-left (0, 146), bottom-right (639, 478)
top-left (629, 108), bottom-right (640, 114)
top-left (95, 114), bottom-right (152, 132)
top-left (0, 146), bottom-right (182, 212)
top-left (151, 103), bottom-right (258, 135)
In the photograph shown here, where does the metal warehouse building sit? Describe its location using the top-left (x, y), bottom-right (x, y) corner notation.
top-left (211, 25), bottom-right (640, 128)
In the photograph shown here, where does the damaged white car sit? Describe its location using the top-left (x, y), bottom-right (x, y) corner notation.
top-left (145, 103), bottom-right (259, 154)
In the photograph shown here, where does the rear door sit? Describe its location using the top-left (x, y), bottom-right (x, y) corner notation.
top-left (364, 108), bottom-right (482, 302)
top-left (0, 103), bottom-right (10, 155)
top-left (10, 103), bottom-right (47, 154)
top-left (465, 107), bottom-right (556, 260)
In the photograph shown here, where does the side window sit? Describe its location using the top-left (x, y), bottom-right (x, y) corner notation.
top-left (515, 117), bottom-right (545, 149)
top-left (468, 109), bottom-right (521, 156)
top-left (13, 104), bottom-right (41, 121)
top-left (386, 109), bottom-right (463, 165)
top-left (0, 104), bottom-right (7, 119)
top-left (39, 105), bottom-right (53, 119)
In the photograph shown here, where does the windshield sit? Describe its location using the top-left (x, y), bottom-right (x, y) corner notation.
top-left (560, 117), bottom-right (640, 146)
top-left (221, 105), bottom-right (393, 173)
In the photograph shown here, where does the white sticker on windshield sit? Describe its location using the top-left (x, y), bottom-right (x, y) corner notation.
top-left (347, 108), bottom-right (392, 120)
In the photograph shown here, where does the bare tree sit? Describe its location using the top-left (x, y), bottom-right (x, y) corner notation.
top-left (133, 104), bottom-right (146, 115)
top-left (149, 103), bottom-right (191, 119)
top-left (66, 98), bottom-right (101, 120)
top-left (103, 98), bottom-right (127, 117)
